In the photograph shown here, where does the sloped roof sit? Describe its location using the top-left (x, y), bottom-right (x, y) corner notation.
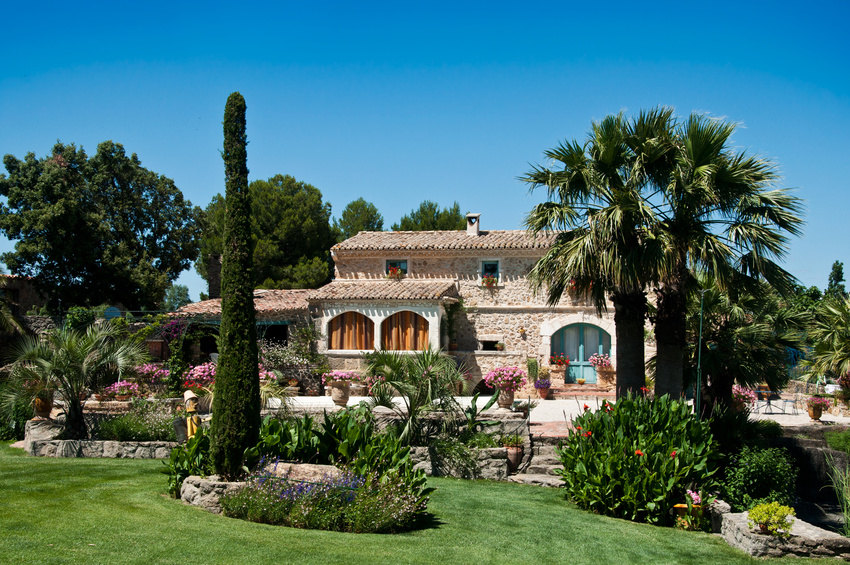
top-left (175, 289), bottom-right (310, 319)
top-left (308, 279), bottom-right (459, 302)
top-left (332, 230), bottom-right (557, 252)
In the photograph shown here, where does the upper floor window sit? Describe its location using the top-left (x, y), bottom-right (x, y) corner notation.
top-left (480, 260), bottom-right (500, 287)
top-left (386, 260), bottom-right (408, 279)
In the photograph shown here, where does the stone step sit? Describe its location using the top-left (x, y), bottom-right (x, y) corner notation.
top-left (529, 455), bottom-right (561, 467)
top-left (507, 473), bottom-right (563, 488)
top-left (525, 464), bottom-right (562, 475)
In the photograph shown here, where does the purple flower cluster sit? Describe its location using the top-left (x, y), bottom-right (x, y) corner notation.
top-left (484, 367), bottom-right (527, 392)
top-left (159, 318), bottom-right (189, 342)
top-left (533, 378), bottom-right (551, 389)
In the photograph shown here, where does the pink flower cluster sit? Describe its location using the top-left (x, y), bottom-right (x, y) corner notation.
top-left (588, 353), bottom-right (612, 368)
top-left (258, 364), bottom-right (278, 382)
top-left (104, 380), bottom-right (140, 396)
top-left (185, 362), bottom-right (216, 387)
top-left (136, 363), bottom-right (170, 384)
top-left (361, 373), bottom-right (386, 394)
top-left (687, 490), bottom-right (701, 505)
top-left (483, 367), bottom-right (527, 393)
top-left (731, 385), bottom-right (757, 411)
top-left (321, 371), bottom-right (360, 385)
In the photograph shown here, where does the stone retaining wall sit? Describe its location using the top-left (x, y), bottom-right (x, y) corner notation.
top-left (180, 475), bottom-right (243, 514)
top-left (27, 439), bottom-right (177, 459)
top-left (722, 511), bottom-right (850, 559)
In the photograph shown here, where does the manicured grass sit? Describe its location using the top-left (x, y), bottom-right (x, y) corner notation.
top-left (0, 443), bottom-right (811, 564)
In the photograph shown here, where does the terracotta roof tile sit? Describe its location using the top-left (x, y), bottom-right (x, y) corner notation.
top-left (332, 230), bottom-right (556, 252)
top-left (175, 289), bottom-right (310, 319)
top-left (308, 280), bottom-right (459, 302)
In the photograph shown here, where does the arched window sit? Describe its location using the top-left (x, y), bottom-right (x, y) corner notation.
top-left (381, 311), bottom-right (429, 351)
top-left (328, 312), bottom-right (374, 350)
top-left (551, 323), bottom-right (611, 383)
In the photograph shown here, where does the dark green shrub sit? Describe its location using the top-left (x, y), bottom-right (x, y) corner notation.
top-left (162, 427), bottom-right (214, 496)
top-left (64, 306), bottom-right (95, 330)
top-left (556, 394), bottom-right (716, 525)
top-left (723, 446), bottom-right (797, 511)
top-left (97, 400), bottom-right (177, 442)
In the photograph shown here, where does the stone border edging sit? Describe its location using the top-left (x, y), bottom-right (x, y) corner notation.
top-left (722, 511), bottom-right (850, 559)
top-left (27, 439), bottom-right (177, 459)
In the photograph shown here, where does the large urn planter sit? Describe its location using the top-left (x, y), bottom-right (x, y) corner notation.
top-left (808, 405), bottom-right (823, 421)
top-left (497, 388), bottom-right (515, 410)
top-left (329, 382), bottom-right (351, 407)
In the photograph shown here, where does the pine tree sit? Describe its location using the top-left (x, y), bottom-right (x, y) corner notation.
top-left (826, 261), bottom-right (847, 300)
top-left (210, 92), bottom-right (260, 479)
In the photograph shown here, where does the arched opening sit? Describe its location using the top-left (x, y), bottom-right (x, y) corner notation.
top-left (551, 323), bottom-right (611, 383)
top-left (328, 312), bottom-right (374, 350)
top-left (381, 311), bottom-right (429, 351)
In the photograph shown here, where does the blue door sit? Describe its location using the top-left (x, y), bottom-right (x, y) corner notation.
top-left (551, 324), bottom-right (611, 383)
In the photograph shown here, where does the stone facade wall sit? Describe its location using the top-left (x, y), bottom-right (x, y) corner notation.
top-left (21, 315), bottom-right (60, 334)
top-left (27, 439), bottom-right (177, 459)
top-left (322, 248), bottom-right (617, 383)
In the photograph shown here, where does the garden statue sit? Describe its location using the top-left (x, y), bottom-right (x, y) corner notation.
top-left (184, 390), bottom-right (201, 439)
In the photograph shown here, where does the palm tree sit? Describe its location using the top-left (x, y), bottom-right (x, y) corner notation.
top-left (683, 276), bottom-right (807, 414)
top-left (651, 115), bottom-right (803, 397)
top-left (806, 297), bottom-right (850, 380)
top-left (523, 109), bottom-right (675, 396)
top-left (3, 321), bottom-right (148, 439)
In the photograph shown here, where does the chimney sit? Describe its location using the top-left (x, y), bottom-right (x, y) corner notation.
top-left (466, 213), bottom-right (481, 236)
top-left (208, 254), bottom-right (222, 299)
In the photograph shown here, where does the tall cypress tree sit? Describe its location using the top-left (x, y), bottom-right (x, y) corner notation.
top-left (210, 92), bottom-right (260, 478)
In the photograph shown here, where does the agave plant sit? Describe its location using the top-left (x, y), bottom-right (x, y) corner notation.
top-left (2, 321), bottom-right (148, 438)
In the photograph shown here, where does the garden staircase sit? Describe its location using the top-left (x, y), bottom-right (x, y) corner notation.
top-left (508, 432), bottom-right (564, 488)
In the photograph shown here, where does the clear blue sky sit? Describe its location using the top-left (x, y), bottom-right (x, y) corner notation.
top-left (1, 1), bottom-right (848, 302)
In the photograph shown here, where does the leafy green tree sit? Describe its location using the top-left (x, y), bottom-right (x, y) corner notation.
top-left (210, 92), bottom-right (260, 480)
top-left (162, 284), bottom-right (191, 312)
top-left (334, 197), bottom-right (384, 240)
top-left (2, 321), bottom-right (148, 439)
top-left (0, 141), bottom-right (202, 310)
top-left (827, 261), bottom-right (847, 300)
top-left (197, 174), bottom-right (335, 289)
top-left (650, 115), bottom-right (803, 397)
top-left (523, 109), bottom-right (675, 396)
top-left (391, 200), bottom-right (466, 231)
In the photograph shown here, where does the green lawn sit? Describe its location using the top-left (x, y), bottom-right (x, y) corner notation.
top-left (0, 443), bottom-right (812, 565)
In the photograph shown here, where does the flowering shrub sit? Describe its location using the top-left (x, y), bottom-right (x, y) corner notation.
top-left (731, 385), bottom-right (757, 411)
top-left (103, 380), bottom-right (139, 397)
top-left (159, 318), bottom-right (189, 342)
top-left (533, 378), bottom-right (551, 389)
top-left (360, 373), bottom-right (386, 394)
top-left (386, 266), bottom-right (404, 280)
top-left (136, 363), bottom-right (170, 384)
top-left (807, 395), bottom-right (832, 408)
top-left (220, 463), bottom-right (428, 533)
top-left (483, 367), bottom-right (527, 392)
top-left (549, 353), bottom-right (569, 366)
top-left (259, 339), bottom-right (310, 368)
top-left (322, 371), bottom-right (360, 386)
top-left (258, 364), bottom-right (278, 383)
top-left (184, 362), bottom-right (216, 390)
top-left (481, 274), bottom-right (498, 288)
top-left (588, 353), bottom-right (612, 368)
top-left (556, 394), bottom-right (716, 525)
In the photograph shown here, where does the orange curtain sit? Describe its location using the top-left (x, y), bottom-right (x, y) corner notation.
top-left (328, 312), bottom-right (374, 350)
top-left (381, 311), bottom-right (429, 350)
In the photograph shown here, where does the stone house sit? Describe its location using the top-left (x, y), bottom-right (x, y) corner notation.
top-left (309, 214), bottom-right (616, 390)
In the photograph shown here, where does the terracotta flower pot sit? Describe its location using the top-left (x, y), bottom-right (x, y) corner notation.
top-left (33, 396), bottom-right (53, 419)
top-left (505, 446), bottom-right (522, 474)
top-left (537, 387), bottom-right (550, 400)
top-left (808, 405), bottom-right (823, 421)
